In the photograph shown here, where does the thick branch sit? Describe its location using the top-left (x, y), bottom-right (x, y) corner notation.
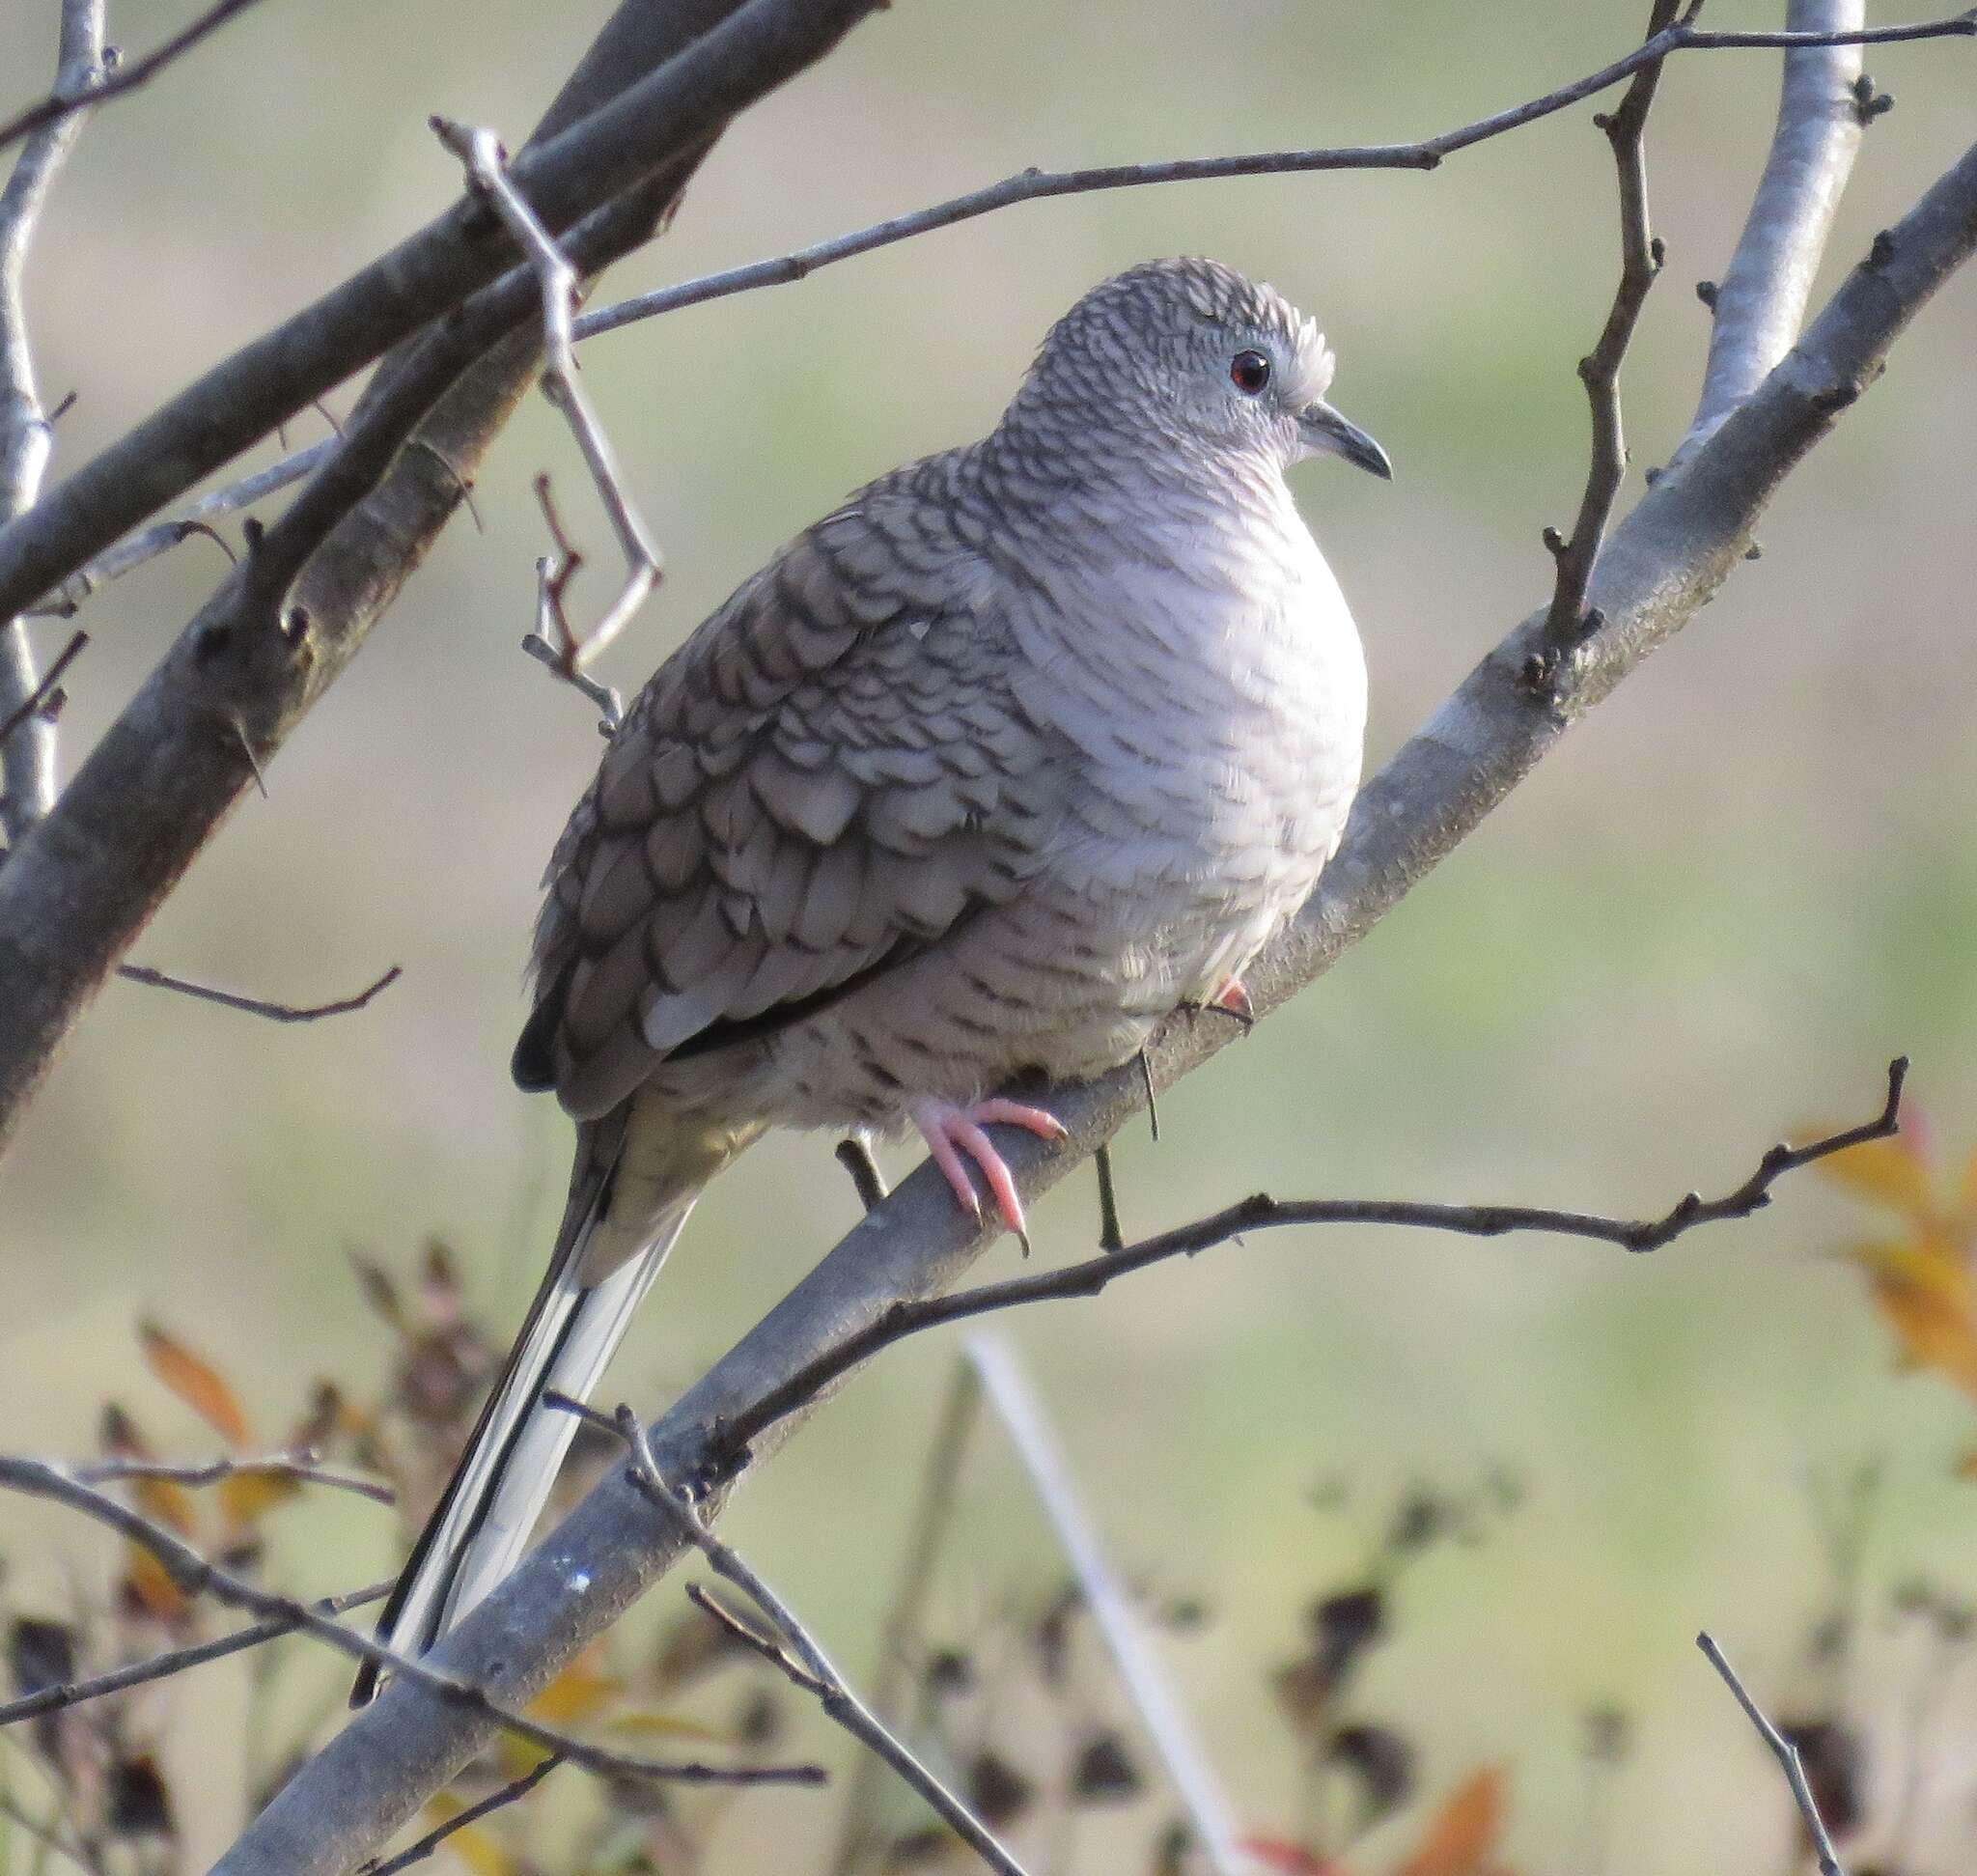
top-left (1687, 1), bottom-right (1868, 449)
top-left (213, 135), bottom-right (1977, 1876)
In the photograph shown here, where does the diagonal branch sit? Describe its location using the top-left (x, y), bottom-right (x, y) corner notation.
top-left (1686, 0), bottom-right (1870, 451)
top-left (0, 1453), bottom-right (824, 1789)
top-left (214, 130), bottom-right (1977, 1876)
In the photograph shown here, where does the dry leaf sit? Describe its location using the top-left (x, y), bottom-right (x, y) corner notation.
top-left (1809, 1132), bottom-right (1935, 1220)
top-left (217, 1468), bottom-right (302, 1531)
top-left (139, 1321), bottom-right (252, 1448)
top-left (1395, 1765), bottom-right (1508, 1876)
top-left (1848, 1236), bottom-right (1977, 1396)
top-left (121, 1545), bottom-right (192, 1625)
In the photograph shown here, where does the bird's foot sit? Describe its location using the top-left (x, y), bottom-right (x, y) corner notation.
top-left (1183, 977), bottom-right (1254, 1031)
top-left (910, 1096), bottom-right (1067, 1246)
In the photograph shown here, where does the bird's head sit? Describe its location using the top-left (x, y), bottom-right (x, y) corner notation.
top-left (1019, 257), bottom-right (1391, 484)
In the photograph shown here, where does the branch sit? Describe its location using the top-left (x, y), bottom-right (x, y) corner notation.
top-left (70, 1450), bottom-right (394, 1505)
top-left (0, 0), bottom-right (104, 853)
top-left (0, 624), bottom-right (81, 751)
top-left (594, 1403), bottom-right (1026, 1876)
top-left (356, 1757), bottom-right (562, 1876)
top-left (966, 1338), bottom-right (1246, 1876)
top-left (0, 0), bottom-right (882, 1158)
top-left (114, 961), bottom-right (401, 1024)
top-left (0, 1455), bottom-right (822, 1790)
top-left (432, 119), bottom-right (662, 687)
top-left (1696, 1633), bottom-right (1850, 1876)
top-left (571, 10), bottom-right (1977, 345)
top-left (218, 134), bottom-right (1977, 1874)
top-left (1686, 1), bottom-right (1870, 452)
top-left (1540, 0), bottom-right (1678, 660)
top-left (0, 1581), bottom-right (391, 1728)
top-left (725, 1060), bottom-right (1906, 1451)
top-left (0, 0), bottom-right (273, 159)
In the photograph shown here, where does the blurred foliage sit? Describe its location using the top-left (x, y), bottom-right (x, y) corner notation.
top-left (2, 0), bottom-right (1977, 1869)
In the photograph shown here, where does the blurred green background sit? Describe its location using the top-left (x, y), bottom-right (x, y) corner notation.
top-left (3, 0), bottom-right (1976, 1869)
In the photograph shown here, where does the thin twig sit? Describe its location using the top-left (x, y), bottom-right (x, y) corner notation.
top-left (827, 1358), bottom-right (983, 1876)
top-left (1, 0), bottom-right (105, 851)
top-left (1541, 0), bottom-right (1680, 660)
top-left (72, 1450), bottom-right (393, 1505)
top-left (835, 1136), bottom-right (890, 1212)
top-left (521, 474), bottom-right (625, 728)
top-left (724, 1059), bottom-right (1905, 1456)
top-left (113, 961), bottom-right (402, 1024)
top-left (27, 443), bottom-right (332, 619)
top-left (432, 117), bottom-right (660, 692)
top-left (1093, 1143), bottom-right (1126, 1253)
top-left (586, 1402), bottom-right (1026, 1876)
top-left (573, 11), bottom-right (1977, 346)
top-left (357, 1756), bottom-right (563, 1876)
top-left (1696, 1633), bottom-right (1850, 1876)
top-left (0, 0), bottom-right (276, 159)
top-left (0, 627), bottom-right (82, 750)
top-left (966, 1338), bottom-right (1245, 1876)
top-left (0, 1582), bottom-right (392, 1727)
top-left (0, 1455), bottom-right (821, 1788)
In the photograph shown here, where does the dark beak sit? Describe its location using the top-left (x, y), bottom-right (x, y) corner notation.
top-left (1299, 399), bottom-right (1393, 481)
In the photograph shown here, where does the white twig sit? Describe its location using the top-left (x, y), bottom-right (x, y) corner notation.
top-left (965, 1337), bottom-right (1252, 1876)
top-left (1685, 0), bottom-right (1870, 452)
top-left (432, 116), bottom-right (659, 706)
top-left (27, 440), bottom-right (333, 618)
top-left (0, 0), bottom-right (104, 851)
top-left (1696, 1632), bottom-right (1850, 1876)
top-left (597, 1400), bottom-right (1027, 1876)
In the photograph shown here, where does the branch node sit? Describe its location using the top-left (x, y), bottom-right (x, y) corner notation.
top-left (1695, 278), bottom-right (1718, 310)
top-left (1850, 73), bottom-right (1895, 125)
top-left (1867, 228), bottom-right (1898, 270)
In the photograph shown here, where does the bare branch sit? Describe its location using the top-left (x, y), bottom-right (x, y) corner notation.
top-left (0, 1581), bottom-right (392, 1728)
top-left (827, 1358), bottom-right (979, 1876)
top-left (1540, 1), bottom-right (1678, 661)
top-left (595, 1404), bottom-right (1026, 1876)
top-left (0, 1454), bottom-right (823, 1790)
top-left (1686, 1), bottom-right (1869, 452)
top-left (967, 1338), bottom-right (1246, 1876)
top-left (1, 0), bottom-right (104, 852)
top-left (0, 0), bottom-right (275, 160)
top-left (71, 1450), bottom-right (394, 1505)
top-left (521, 474), bottom-right (626, 729)
top-left (573, 10), bottom-right (1977, 345)
top-left (27, 442), bottom-right (333, 620)
top-left (0, 624), bottom-right (81, 752)
top-left (1696, 1632), bottom-right (1850, 1876)
top-left (725, 1059), bottom-right (1905, 1454)
top-left (114, 961), bottom-right (402, 1024)
top-left (209, 135), bottom-right (1977, 1876)
top-left (432, 118), bottom-right (662, 686)
top-left (356, 1756), bottom-right (562, 1876)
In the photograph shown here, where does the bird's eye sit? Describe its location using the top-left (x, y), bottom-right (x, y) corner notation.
top-left (1230, 350), bottom-right (1271, 395)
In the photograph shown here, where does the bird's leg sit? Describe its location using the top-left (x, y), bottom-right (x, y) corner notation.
top-left (909, 1095), bottom-right (1067, 1246)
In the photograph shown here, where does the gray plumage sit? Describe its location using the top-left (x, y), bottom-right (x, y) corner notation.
top-left (357, 257), bottom-right (1387, 1696)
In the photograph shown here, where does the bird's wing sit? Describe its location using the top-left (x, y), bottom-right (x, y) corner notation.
top-left (517, 462), bottom-right (1064, 1121)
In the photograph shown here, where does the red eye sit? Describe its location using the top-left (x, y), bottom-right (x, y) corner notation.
top-left (1230, 350), bottom-right (1271, 394)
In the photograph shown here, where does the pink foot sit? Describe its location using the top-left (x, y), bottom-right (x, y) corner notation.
top-left (1210, 977), bottom-right (1254, 1025)
top-left (910, 1096), bottom-right (1068, 1243)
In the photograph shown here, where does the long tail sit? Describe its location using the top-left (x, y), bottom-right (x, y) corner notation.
top-left (352, 1186), bottom-right (692, 1705)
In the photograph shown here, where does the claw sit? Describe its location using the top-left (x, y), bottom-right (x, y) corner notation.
top-left (911, 1096), bottom-right (1067, 1246)
top-left (1208, 977), bottom-right (1254, 1028)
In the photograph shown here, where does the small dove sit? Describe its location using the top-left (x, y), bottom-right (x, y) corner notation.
top-left (356, 256), bottom-right (1388, 1697)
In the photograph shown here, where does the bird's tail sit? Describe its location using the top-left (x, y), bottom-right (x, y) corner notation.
top-left (352, 1188), bottom-right (693, 1705)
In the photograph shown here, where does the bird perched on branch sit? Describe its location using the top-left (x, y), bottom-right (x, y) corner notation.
top-left (355, 256), bottom-right (1389, 1698)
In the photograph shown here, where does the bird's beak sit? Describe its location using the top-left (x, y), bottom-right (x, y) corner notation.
top-left (1297, 399), bottom-right (1393, 480)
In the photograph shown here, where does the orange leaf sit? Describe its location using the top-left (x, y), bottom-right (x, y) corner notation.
top-left (217, 1468), bottom-right (302, 1530)
top-left (1809, 1134), bottom-right (1935, 1220)
top-left (1395, 1766), bottom-right (1508, 1876)
top-left (122, 1545), bottom-right (192, 1624)
top-left (527, 1651), bottom-right (621, 1726)
top-left (139, 1322), bottom-right (251, 1448)
top-left (417, 1797), bottom-right (515, 1876)
top-left (1849, 1237), bottom-right (1977, 1397)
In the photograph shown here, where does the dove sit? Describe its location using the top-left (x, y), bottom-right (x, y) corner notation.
top-left (354, 256), bottom-right (1389, 1699)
